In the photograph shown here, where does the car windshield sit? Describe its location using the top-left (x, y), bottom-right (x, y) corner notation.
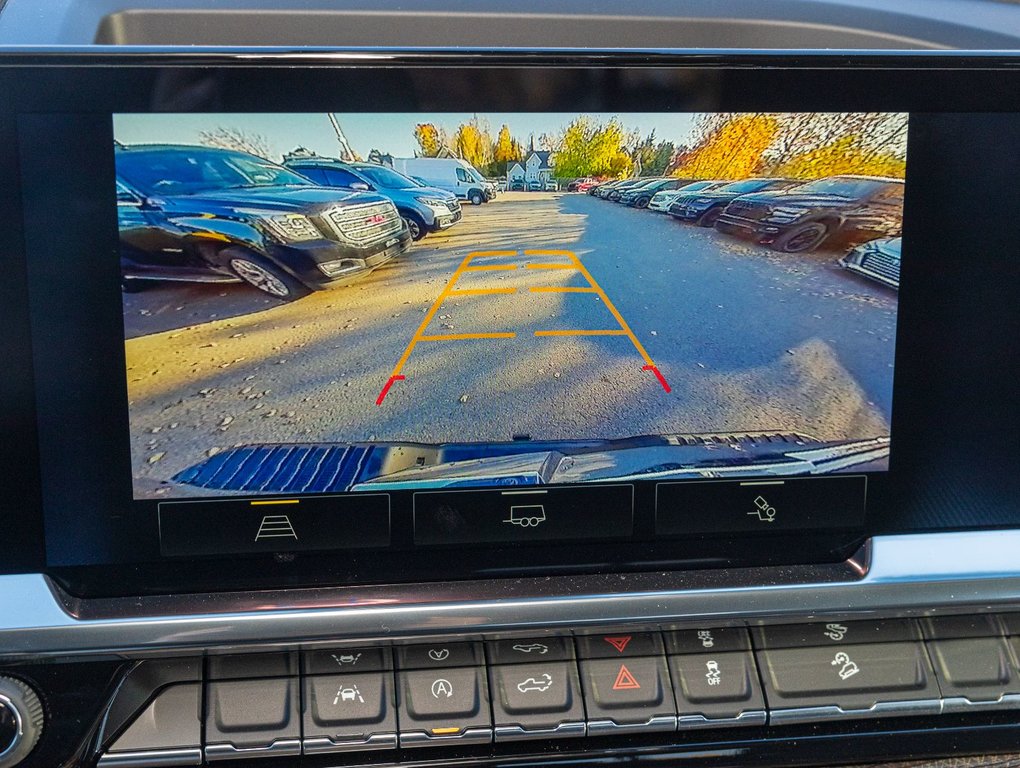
top-left (117, 148), bottom-right (311, 196)
top-left (676, 181), bottom-right (713, 192)
top-left (718, 179), bottom-right (772, 194)
top-left (354, 164), bottom-right (420, 189)
top-left (791, 177), bottom-right (889, 198)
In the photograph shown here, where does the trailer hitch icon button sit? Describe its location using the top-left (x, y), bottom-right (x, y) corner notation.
top-left (504, 504), bottom-right (547, 528)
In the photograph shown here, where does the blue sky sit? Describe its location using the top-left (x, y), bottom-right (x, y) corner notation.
top-left (113, 112), bottom-right (701, 162)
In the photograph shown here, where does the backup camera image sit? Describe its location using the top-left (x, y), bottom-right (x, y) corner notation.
top-left (115, 112), bottom-right (906, 499)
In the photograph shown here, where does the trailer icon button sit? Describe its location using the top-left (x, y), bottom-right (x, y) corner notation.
top-left (504, 505), bottom-right (546, 528)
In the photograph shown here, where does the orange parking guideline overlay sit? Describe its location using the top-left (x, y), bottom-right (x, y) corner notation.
top-left (525, 249), bottom-right (671, 393)
top-left (375, 251), bottom-right (518, 405)
top-left (377, 248), bottom-right (671, 405)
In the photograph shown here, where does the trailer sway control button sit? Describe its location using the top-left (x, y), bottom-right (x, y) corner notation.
top-left (757, 641), bottom-right (941, 724)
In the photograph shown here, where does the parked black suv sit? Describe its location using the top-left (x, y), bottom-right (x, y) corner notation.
top-left (668, 177), bottom-right (799, 226)
top-left (116, 144), bottom-right (412, 300)
top-left (714, 175), bottom-right (904, 253)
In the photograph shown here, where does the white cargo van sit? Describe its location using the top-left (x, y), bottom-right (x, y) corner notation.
top-left (389, 157), bottom-right (492, 205)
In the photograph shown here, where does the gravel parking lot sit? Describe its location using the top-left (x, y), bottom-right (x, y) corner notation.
top-left (125, 191), bottom-right (898, 496)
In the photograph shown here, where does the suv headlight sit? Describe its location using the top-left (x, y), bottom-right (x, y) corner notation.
top-left (415, 196), bottom-right (448, 207)
top-left (258, 213), bottom-right (323, 242)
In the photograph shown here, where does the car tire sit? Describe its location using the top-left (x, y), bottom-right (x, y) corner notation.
top-left (635, 196), bottom-right (651, 208)
top-left (400, 211), bottom-right (427, 241)
top-left (771, 221), bottom-right (832, 253)
top-left (224, 248), bottom-right (310, 301)
top-left (697, 206), bottom-right (724, 227)
top-left (468, 190), bottom-right (484, 205)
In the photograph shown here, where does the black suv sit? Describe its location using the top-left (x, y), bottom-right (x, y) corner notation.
top-left (116, 144), bottom-right (412, 300)
top-left (714, 175), bottom-right (905, 253)
top-left (668, 177), bottom-right (799, 226)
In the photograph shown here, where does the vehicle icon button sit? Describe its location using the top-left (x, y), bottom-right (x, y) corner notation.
top-left (487, 637), bottom-right (573, 665)
top-left (303, 647), bottom-right (391, 675)
top-left (492, 662), bottom-right (584, 741)
top-left (515, 673), bottom-right (554, 694)
top-left (303, 671), bottom-right (397, 752)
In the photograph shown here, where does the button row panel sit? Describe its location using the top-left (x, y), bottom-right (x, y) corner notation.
top-left (99, 617), bottom-right (1020, 766)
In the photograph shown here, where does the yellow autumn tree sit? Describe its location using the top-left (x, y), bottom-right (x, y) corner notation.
top-left (674, 113), bottom-right (780, 180)
top-left (414, 123), bottom-right (442, 157)
top-left (494, 124), bottom-right (522, 165)
top-left (552, 116), bottom-right (633, 178)
top-left (774, 134), bottom-right (907, 179)
top-left (453, 119), bottom-right (494, 171)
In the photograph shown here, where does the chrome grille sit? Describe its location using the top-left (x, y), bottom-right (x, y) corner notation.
top-left (445, 199), bottom-right (461, 213)
top-left (861, 251), bottom-right (901, 283)
top-left (723, 201), bottom-right (767, 220)
top-left (325, 202), bottom-right (403, 246)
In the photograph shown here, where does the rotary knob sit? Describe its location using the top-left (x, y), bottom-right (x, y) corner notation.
top-left (0, 677), bottom-right (43, 768)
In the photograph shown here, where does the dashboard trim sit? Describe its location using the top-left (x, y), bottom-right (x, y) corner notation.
top-left (0, 530), bottom-right (1019, 659)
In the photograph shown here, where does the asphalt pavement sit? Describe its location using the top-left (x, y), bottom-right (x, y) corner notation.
top-left (124, 191), bottom-right (898, 497)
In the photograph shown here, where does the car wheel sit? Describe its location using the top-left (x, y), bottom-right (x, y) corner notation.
top-left (635, 196), bottom-right (651, 208)
top-left (401, 212), bottom-right (427, 241)
top-left (697, 206), bottom-right (724, 227)
top-left (469, 190), bottom-right (484, 205)
top-left (771, 221), bottom-right (832, 253)
top-left (225, 249), bottom-right (309, 300)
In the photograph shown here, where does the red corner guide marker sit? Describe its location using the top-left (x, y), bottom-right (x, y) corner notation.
top-left (613, 664), bottom-right (641, 690)
top-left (603, 636), bottom-right (632, 653)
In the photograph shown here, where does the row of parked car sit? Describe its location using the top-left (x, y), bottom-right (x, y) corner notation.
top-left (586, 174), bottom-right (903, 289)
top-left (117, 145), bottom-right (472, 301)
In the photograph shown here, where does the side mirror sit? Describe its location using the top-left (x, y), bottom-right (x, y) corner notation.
top-left (350, 182), bottom-right (370, 191)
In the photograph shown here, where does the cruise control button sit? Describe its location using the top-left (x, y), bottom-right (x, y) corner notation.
top-left (303, 672), bottom-right (397, 753)
top-left (754, 620), bottom-right (919, 650)
top-left (397, 642), bottom-right (483, 670)
top-left (205, 678), bottom-right (300, 760)
top-left (397, 667), bottom-right (491, 746)
top-left (757, 642), bottom-right (941, 723)
top-left (577, 632), bottom-right (663, 659)
top-left (580, 656), bottom-right (676, 733)
top-left (488, 637), bottom-right (573, 665)
top-left (669, 652), bottom-right (766, 728)
top-left (491, 662), bottom-right (585, 741)
top-left (666, 628), bottom-right (750, 655)
top-left (929, 638), bottom-right (1020, 711)
top-left (304, 647), bottom-right (391, 675)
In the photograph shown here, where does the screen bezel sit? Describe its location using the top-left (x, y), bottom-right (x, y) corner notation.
top-left (1, 50), bottom-right (1018, 597)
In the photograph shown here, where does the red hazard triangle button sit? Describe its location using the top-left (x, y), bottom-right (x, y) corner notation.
top-left (603, 636), bottom-right (632, 653)
top-left (612, 664), bottom-right (641, 690)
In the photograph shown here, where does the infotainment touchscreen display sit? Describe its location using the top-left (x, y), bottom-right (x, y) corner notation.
top-left (115, 111), bottom-right (905, 508)
top-left (28, 53), bottom-right (1016, 581)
